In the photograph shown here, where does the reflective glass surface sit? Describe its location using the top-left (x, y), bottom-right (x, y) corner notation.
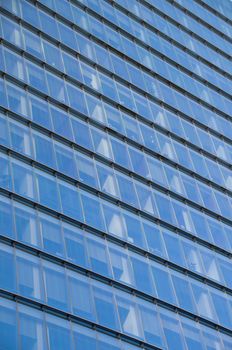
top-left (0, 0), bottom-right (231, 349)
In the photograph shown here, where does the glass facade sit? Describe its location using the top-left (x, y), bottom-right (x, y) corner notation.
top-left (0, 0), bottom-right (231, 348)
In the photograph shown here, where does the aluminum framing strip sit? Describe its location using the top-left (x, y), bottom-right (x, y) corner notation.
top-left (2, 37), bottom-right (232, 173)
top-left (166, 0), bottom-right (232, 43)
top-left (2, 65), bottom-right (232, 211)
top-left (1, 105), bottom-right (232, 262)
top-left (2, 6), bottom-right (232, 147)
top-left (0, 232), bottom-right (232, 337)
top-left (103, 0), bottom-right (232, 75)
top-left (0, 288), bottom-right (160, 350)
top-left (2, 24), bottom-right (232, 166)
top-left (30, 0), bottom-right (232, 99)
top-left (0, 131), bottom-right (232, 264)
top-left (134, 0), bottom-right (232, 60)
top-left (26, 0), bottom-right (232, 121)
top-left (196, 0), bottom-right (232, 26)
top-left (2, 51), bottom-right (232, 196)
top-left (4, 102), bottom-right (232, 217)
top-left (90, 0), bottom-right (232, 100)
top-left (1, 210), bottom-right (232, 303)
top-left (1, 71), bottom-right (232, 238)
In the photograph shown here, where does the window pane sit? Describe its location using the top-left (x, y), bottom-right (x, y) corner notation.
top-left (211, 291), bottom-right (231, 329)
top-left (0, 299), bottom-right (17, 350)
top-left (123, 212), bottom-right (146, 248)
top-left (191, 282), bottom-right (216, 321)
top-left (72, 324), bottom-right (97, 350)
top-left (97, 164), bottom-right (119, 198)
top-left (12, 160), bottom-right (36, 199)
top-left (64, 222), bottom-right (88, 264)
top-left (142, 222), bottom-right (166, 258)
top-left (76, 153), bottom-right (98, 189)
top-left (109, 244), bottom-right (134, 286)
top-left (0, 154), bottom-right (12, 191)
top-left (1, 16), bottom-right (23, 48)
top-left (138, 302), bottom-right (163, 347)
top-left (32, 131), bottom-right (56, 168)
top-left (39, 213), bottom-right (64, 257)
top-left (21, 0), bottom-right (40, 28)
top-left (181, 316), bottom-right (204, 350)
top-left (135, 183), bottom-right (157, 215)
top-left (68, 272), bottom-right (96, 321)
top-left (117, 174), bottom-right (138, 207)
top-left (18, 304), bottom-right (48, 350)
top-left (46, 314), bottom-right (73, 350)
top-left (29, 94), bottom-right (52, 129)
top-left (39, 11), bottom-right (59, 39)
top-left (27, 61), bottom-right (48, 93)
top-left (87, 236), bottom-right (112, 277)
top-left (155, 192), bottom-right (177, 226)
top-left (93, 283), bottom-right (119, 330)
top-left (129, 148), bottom-right (149, 178)
top-left (72, 119), bottom-right (93, 150)
top-left (58, 181), bottom-right (83, 221)
top-left (116, 294), bottom-right (143, 339)
top-left (91, 129), bottom-right (113, 160)
top-left (0, 114), bottom-right (10, 147)
top-left (0, 197), bottom-right (14, 239)
top-left (66, 84), bottom-right (87, 114)
top-left (46, 72), bottom-right (68, 104)
top-left (7, 82), bottom-right (29, 116)
top-left (172, 274), bottom-right (196, 313)
top-left (81, 192), bottom-right (105, 231)
top-left (111, 138), bottom-right (131, 169)
top-left (58, 21), bottom-right (77, 49)
top-left (160, 311), bottom-right (185, 350)
top-left (163, 230), bottom-right (186, 267)
top-left (62, 52), bottom-right (82, 81)
top-left (16, 250), bottom-right (44, 302)
top-left (10, 117), bottom-right (32, 157)
top-left (0, 243), bottom-right (16, 292)
top-left (51, 106), bottom-right (73, 140)
top-left (35, 170), bottom-right (60, 211)
top-left (181, 240), bottom-right (204, 275)
top-left (43, 41), bottom-right (63, 71)
top-left (55, 143), bottom-right (77, 178)
top-left (43, 261), bottom-right (69, 311)
top-left (103, 204), bottom-right (126, 239)
top-left (130, 255), bottom-right (154, 295)
top-left (24, 29), bottom-right (43, 59)
top-left (151, 264), bottom-right (176, 304)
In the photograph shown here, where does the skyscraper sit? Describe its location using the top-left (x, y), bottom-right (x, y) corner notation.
top-left (0, 0), bottom-right (232, 348)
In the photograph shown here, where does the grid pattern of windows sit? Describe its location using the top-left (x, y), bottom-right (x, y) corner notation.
top-left (0, 0), bottom-right (231, 349)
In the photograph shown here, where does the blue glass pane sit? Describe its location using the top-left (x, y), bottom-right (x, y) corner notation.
top-left (18, 305), bottom-right (48, 350)
top-left (0, 300), bottom-right (18, 350)
top-left (30, 95), bottom-right (52, 129)
top-left (69, 274), bottom-right (96, 321)
top-left (161, 312), bottom-right (185, 350)
top-left (59, 182), bottom-right (83, 221)
top-left (47, 318), bottom-right (73, 350)
top-left (0, 198), bottom-right (14, 239)
top-left (0, 245), bottom-right (16, 292)
top-left (81, 193), bottom-right (105, 231)
top-left (93, 285), bottom-right (119, 330)
top-left (36, 172), bottom-right (60, 211)
top-left (51, 106), bottom-right (73, 141)
top-left (44, 263), bottom-right (68, 311)
top-left (15, 204), bottom-right (40, 247)
top-left (40, 215), bottom-right (64, 257)
top-left (63, 225), bottom-right (89, 268)
top-left (152, 265), bottom-right (176, 304)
